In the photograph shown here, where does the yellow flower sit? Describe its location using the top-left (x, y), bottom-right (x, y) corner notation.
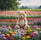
top-left (22, 37), bottom-right (25, 39)
top-left (29, 30), bottom-right (32, 32)
top-left (37, 28), bottom-right (40, 30)
top-left (9, 31), bottom-right (13, 33)
top-left (26, 35), bottom-right (31, 38)
top-left (24, 33), bottom-right (27, 35)
top-left (6, 34), bottom-right (10, 36)
top-left (13, 32), bottom-right (16, 34)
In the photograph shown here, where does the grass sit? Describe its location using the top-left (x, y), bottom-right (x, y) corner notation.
top-left (0, 15), bottom-right (41, 19)
top-left (17, 9), bottom-right (41, 11)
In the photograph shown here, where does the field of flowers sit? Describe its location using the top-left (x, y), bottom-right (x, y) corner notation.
top-left (0, 11), bottom-right (41, 40)
top-left (0, 23), bottom-right (41, 40)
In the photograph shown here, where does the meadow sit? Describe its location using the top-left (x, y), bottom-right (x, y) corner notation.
top-left (17, 9), bottom-right (41, 11)
top-left (0, 9), bottom-right (41, 40)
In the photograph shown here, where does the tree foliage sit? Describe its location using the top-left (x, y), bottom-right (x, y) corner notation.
top-left (19, 6), bottom-right (29, 9)
top-left (0, 0), bottom-right (19, 11)
top-left (39, 5), bottom-right (41, 9)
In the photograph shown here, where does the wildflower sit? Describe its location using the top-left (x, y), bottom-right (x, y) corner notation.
top-left (0, 32), bottom-right (1, 34)
top-left (3, 25), bottom-right (6, 28)
top-left (21, 29), bottom-right (24, 32)
top-left (8, 26), bottom-right (12, 30)
top-left (26, 35), bottom-right (31, 38)
top-left (30, 33), bottom-right (34, 37)
top-left (0, 29), bottom-right (3, 31)
top-left (6, 36), bottom-right (14, 40)
top-left (29, 30), bottom-right (32, 32)
top-left (24, 33), bottom-right (27, 35)
top-left (2, 34), bottom-right (5, 37)
top-left (22, 37), bottom-right (25, 40)
top-left (12, 34), bottom-right (15, 36)
top-left (9, 31), bottom-right (13, 33)
top-left (35, 34), bottom-right (39, 38)
top-left (11, 23), bottom-right (14, 25)
top-left (37, 28), bottom-right (40, 30)
top-left (2, 28), bottom-right (9, 32)
top-left (39, 31), bottom-right (41, 33)
top-left (33, 30), bottom-right (38, 35)
top-left (31, 25), bottom-right (34, 28)
top-left (0, 35), bottom-right (2, 38)
top-left (6, 34), bottom-right (10, 36)
top-left (14, 27), bottom-right (17, 29)
top-left (3, 37), bottom-right (6, 39)
top-left (13, 32), bottom-right (16, 34)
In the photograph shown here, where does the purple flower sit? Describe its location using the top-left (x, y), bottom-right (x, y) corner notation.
top-left (21, 29), bottom-right (24, 32)
top-left (21, 32), bottom-right (24, 35)
top-left (0, 29), bottom-right (3, 31)
top-left (0, 34), bottom-right (2, 38)
top-left (2, 28), bottom-right (9, 32)
top-left (33, 30), bottom-right (38, 35)
top-left (35, 34), bottom-right (39, 38)
top-left (2, 34), bottom-right (5, 37)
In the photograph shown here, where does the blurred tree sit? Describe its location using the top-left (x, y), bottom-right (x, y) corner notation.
top-left (39, 5), bottom-right (41, 9)
top-left (19, 6), bottom-right (29, 9)
top-left (20, 6), bottom-right (25, 9)
top-left (0, 0), bottom-right (20, 11)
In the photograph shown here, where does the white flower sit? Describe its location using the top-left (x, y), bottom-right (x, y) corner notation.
top-left (39, 31), bottom-right (41, 33)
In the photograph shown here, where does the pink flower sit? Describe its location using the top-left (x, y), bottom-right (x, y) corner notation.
top-left (8, 25), bottom-right (11, 27)
top-left (33, 30), bottom-right (38, 35)
top-left (12, 34), bottom-right (15, 36)
top-left (31, 25), bottom-right (34, 28)
top-left (11, 23), bottom-right (14, 25)
top-left (2, 34), bottom-right (5, 37)
top-left (9, 27), bottom-right (12, 30)
top-left (0, 32), bottom-right (1, 34)
top-left (30, 33), bottom-right (34, 37)
top-left (8, 26), bottom-right (12, 30)
top-left (3, 37), bottom-right (6, 39)
top-left (21, 29), bottom-right (24, 32)
top-left (13, 27), bottom-right (17, 29)
top-left (3, 26), bottom-right (6, 28)
top-left (38, 25), bottom-right (41, 27)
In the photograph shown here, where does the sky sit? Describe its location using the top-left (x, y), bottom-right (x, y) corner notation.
top-left (19, 0), bottom-right (41, 6)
